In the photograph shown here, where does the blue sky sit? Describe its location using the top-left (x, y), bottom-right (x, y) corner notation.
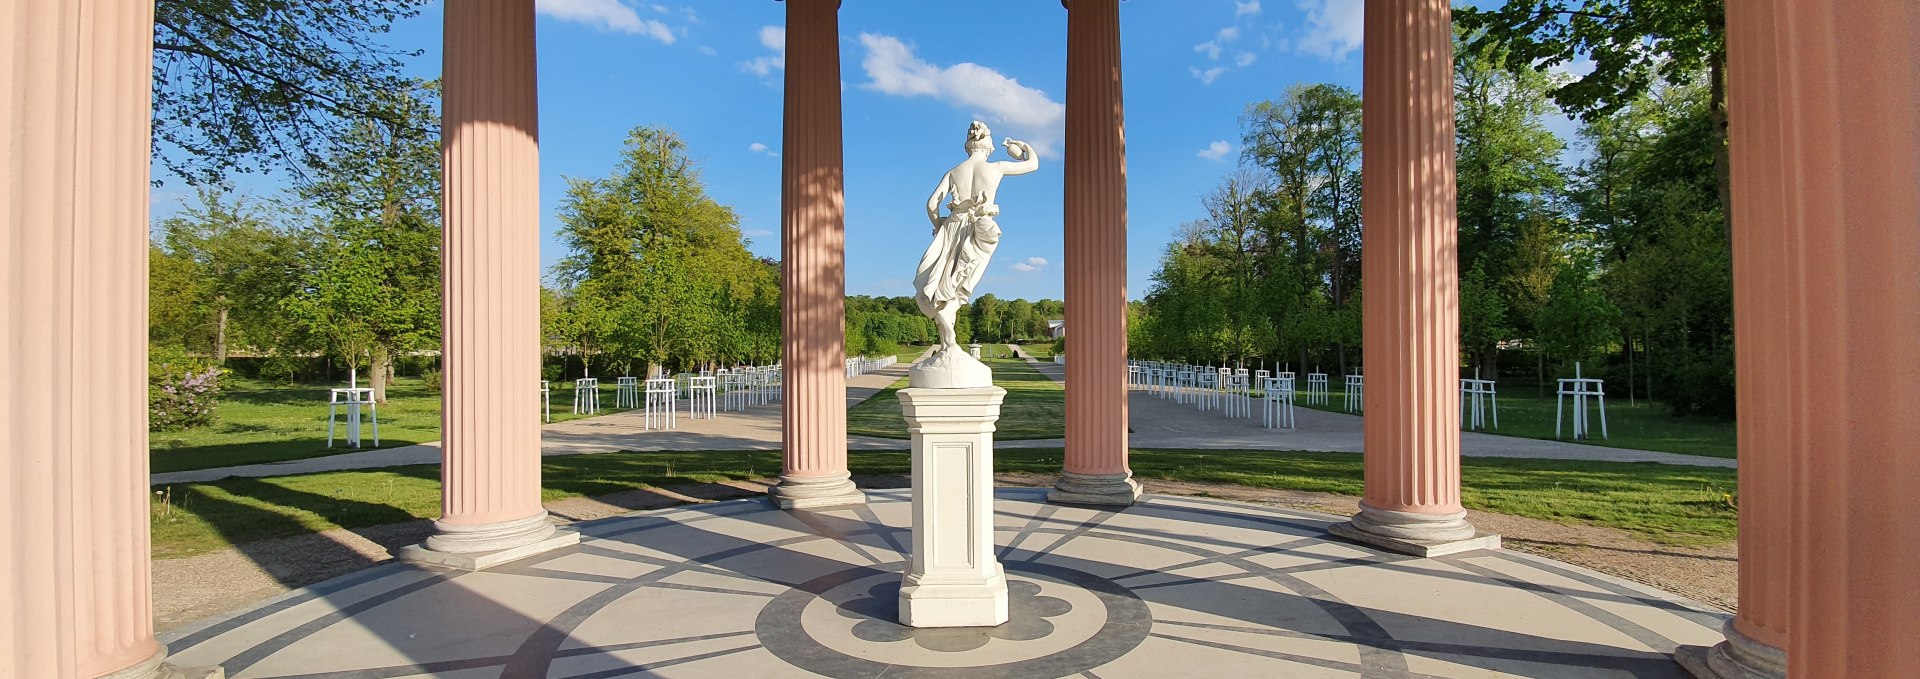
top-left (155, 1), bottom-right (1576, 302)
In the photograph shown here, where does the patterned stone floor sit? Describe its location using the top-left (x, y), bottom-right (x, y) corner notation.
top-left (161, 488), bottom-right (1726, 678)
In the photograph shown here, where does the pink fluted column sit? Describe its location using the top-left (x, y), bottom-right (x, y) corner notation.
top-left (1675, 3), bottom-right (1794, 676)
top-left (1049, 0), bottom-right (1141, 507)
top-left (401, 0), bottom-right (576, 567)
top-left (0, 4), bottom-right (210, 677)
top-left (1328, 0), bottom-right (1495, 555)
top-left (1693, 2), bottom-right (1919, 676)
top-left (770, 0), bottom-right (864, 510)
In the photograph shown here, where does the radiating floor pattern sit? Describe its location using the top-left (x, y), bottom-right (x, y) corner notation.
top-left (162, 488), bottom-right (1726, 678)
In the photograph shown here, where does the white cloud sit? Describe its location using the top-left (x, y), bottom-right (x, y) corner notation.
top-left (1235, 0), bottom-right (1262, 18)
top-left (743, 228), bottom-right (774, 238)
top-left (856, 33), bottom-right (1066, 158)
top-left (1545, 54), bottom-right (1597, 82)
top-left (1197, 140), bottom-right (1233, 161)
top-left (1190, 65), bottom-right (1228, 85)
top-left (1296, 0), bottom-right (1363, 61)
top-left (748, 142), bottom-right (779, 158)
top-left (740, 25), bottom-right (786, 77)
top-left (538, 0), bottom-right (676, 44)
top-left (698, 45), bottom-right (716, 56)
top-left (1235, 51), bottom-right (1258, 67)
top-left (1010, 257), bottom-right (1048, 273)
top-left (1195, 27), bottom-right (1242, 61)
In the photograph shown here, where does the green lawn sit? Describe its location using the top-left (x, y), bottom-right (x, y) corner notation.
top-left (846, 356), bottom-right (1064, 440)
top-left (1016, 343), bottom-right (1056, 360)
top-left (149, 447), bottom-right (1738, 559)
top-left (894, 346), bottom-right (932, 365)
top-left (151, 376), bottom-right (633, 474)
top-left (1293, 382), bottom-right (1736, 458)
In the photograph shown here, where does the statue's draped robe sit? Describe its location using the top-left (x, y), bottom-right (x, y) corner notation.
top-left (915, 202), bottom-right (1001, 311)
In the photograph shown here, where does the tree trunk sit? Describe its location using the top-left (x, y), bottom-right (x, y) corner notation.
top-left (371, 345), bottom-right (390, 404)
top-left (1709, 46), bottom-right (1733, 244)
top-left (1643, 328), bottom-right (1654, 404)
top-left (1624, 330), bottom-right (1637, 407)
top-left (1537, 351), bottom-right (1545, 399)
top-left (213, 304), bottom-right (229, 365)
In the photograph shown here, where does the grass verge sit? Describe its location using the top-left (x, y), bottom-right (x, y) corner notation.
top-left (151, 376), bottom-right (637, 473)
top-left (150, 447), bottom-right (1737, 559)
top-left (1293, 384), bottom-right (1735, 458)
top-left (846, 357), bottom-right (1064, 440)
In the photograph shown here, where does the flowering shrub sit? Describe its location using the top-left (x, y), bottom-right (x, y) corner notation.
top-left (150, 347), bottom-right (224, 432)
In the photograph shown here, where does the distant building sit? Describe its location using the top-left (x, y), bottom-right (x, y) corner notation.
top-left (1047, 319), bottom-right (1066, 340)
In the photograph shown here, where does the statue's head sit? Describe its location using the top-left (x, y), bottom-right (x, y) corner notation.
top-left (965, 121), bottom-right (993, 155)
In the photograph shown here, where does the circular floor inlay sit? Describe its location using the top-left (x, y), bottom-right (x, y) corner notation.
top-left (757, 560), bottom-right (1153, 677)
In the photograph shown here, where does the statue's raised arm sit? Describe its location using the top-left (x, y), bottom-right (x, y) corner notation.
top-left (996, 139), bottom-right (1039, 176)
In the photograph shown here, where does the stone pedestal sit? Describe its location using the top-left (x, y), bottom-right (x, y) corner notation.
top-left (1328, 504), bottom-right (1500, 558)
top-left (397, 513), bottom-right (579, 571)
top-left (896, 386), bottom-right (1010, 627)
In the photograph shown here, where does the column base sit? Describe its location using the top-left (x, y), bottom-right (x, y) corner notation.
top-left (770, 472), bottom-right (867, 510)
top-left (397, 511), bottom-right (579, 571)
top-left (1675, 621), bottom-right (1787, 679)
top-left (900, 564), bottom-right (1010, 628)
top-left (1048, 470), bottom-right (1142, 506)
top-left (99, 647), bottom-right (223, 679)
top-left (1328, 503), bottom-right (1500, 557)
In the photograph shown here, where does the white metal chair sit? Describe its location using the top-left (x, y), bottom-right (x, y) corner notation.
top-left (1344, 374), bottom-right (1365, 413)
top-left (326, 387), bottom-right (379, 448)
top-left (1555, 363), bottom-right (1608, 440)
top-left (573, 377), bottom-right (600, 414)
top-left (615, 376), bottom-right (640, 409)
top-left (1263, 376), bottom-right (1295, 429)
top-left (687, 376), bottom-right (717, 420)
top-left (644, 377), bottom-right (677, 430)
top-left (1461, 375), bottom-right (1499, 431)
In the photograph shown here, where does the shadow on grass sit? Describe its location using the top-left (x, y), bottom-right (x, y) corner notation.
top-left (151, 437), bottom-right (437, 475)
top-left (160, 476), bottom-right (431, 586)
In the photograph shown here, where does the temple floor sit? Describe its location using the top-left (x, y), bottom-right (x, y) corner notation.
top-left (162, 488), bottom-right (1725, 678)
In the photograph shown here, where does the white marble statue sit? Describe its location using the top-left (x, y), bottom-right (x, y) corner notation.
top-left (910, 121), bottom-right (1038, 388)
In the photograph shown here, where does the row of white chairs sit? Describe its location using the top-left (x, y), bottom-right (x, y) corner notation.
top-left (533, 356), bottom-right (895, 428)
top-left (846, 355), bottom-right (898, 378)
top-left (1128, 361), bottom-right (1297, 428)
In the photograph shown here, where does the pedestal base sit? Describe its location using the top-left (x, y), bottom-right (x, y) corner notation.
top-left (1327, 521), bottom-right (1500, 557)
top-left (909, 349), bottom-right (993, 389)
top-left (397, 512), bottom-right (580, 571)
top-left (1048, 470), bottom-right (1142, 506)
top-left (1674, 621), bottom-right (1787, 679)
top-left (898, 385), bottom-right (1009, 629)
top-left (101, 647), bottom-right (224, 679)
top-left (899, 563), bottom-right (1010, 628)
top-left (769, 472), bottom-right (867, 510)
top-left (1328, 503), bottom-right (1500, 557)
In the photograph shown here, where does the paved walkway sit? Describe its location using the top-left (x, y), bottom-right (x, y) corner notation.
top-left (155, 351), bottom-right (1729, 486)
top-left (160, 488), bottom-right (1725, 677)
top-left (152, 358), bottom-right (923, 486)
top-left (1010, 348), bottom-right (1732, 469)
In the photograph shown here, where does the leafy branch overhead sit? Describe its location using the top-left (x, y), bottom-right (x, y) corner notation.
top-left (152, 0), bottom-right (434, 186)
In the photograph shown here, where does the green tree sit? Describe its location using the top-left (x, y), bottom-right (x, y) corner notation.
top-left (1459, 264), bottom-right (1513, 374)
top-left (152, 0), bottom-right (434, 185)
top-left (553, 126), bottom-right (775, 374)
top-left (1536, 259), bottom-right (1619, 370)
top-left (1456, 0), bottom-right (1730, 239)
top-left (288, 81), bottom-right (442, 402)
top-left (154, 187), bottom-right (308, 363)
